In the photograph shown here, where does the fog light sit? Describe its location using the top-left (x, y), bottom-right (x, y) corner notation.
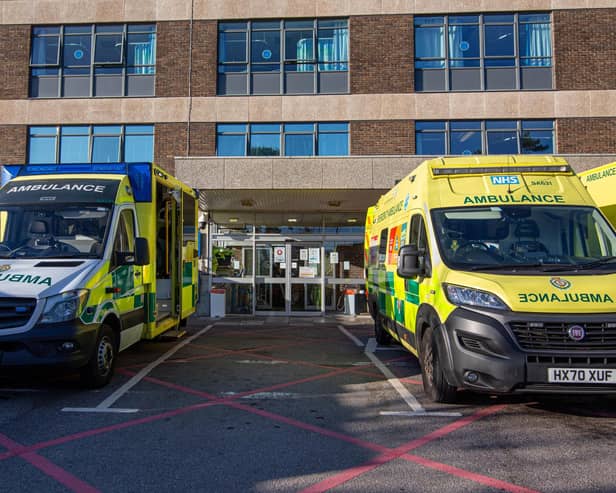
top-left (58, 341), bottom-right (77, 353)
top-left (464, 371), bottom-right (479, 384)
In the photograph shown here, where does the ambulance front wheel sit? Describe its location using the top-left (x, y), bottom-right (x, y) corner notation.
top-left (80, 324), bottom-right (117, 388)
top-left (374, 310), bottom-right (391, 345)
top-left (420, 325), bottom-right (457, 403)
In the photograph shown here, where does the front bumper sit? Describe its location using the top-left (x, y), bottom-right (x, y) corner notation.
top-left (0, 320), bottom-right (98, 370)
top-left (440, 307), bottom-right (616, 394)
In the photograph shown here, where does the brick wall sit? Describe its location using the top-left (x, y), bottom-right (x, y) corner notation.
top-left (0, 25), bottom-right (30, 99)
top-left (0, 126), bottom-right (27, 164)
top-left (156, 21), bottom-right (191, 98)
top-left (557, 118), bottom-right (616, 153)
top-left (191, 21), bottom-right (217, 98)
top-left (350, 15), bottom-right (413, 94)
top-left (155, 123), bottom-right (188, 174)
top-left (351, 120), bottom-right (414, 155)
top-left (554, 9), bottom-right (616, 90)
top-left (188, 122), bottom-right (216, 156)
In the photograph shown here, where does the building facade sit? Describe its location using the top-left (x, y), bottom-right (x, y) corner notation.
top-left (1, 0), bottom-right (616, 315)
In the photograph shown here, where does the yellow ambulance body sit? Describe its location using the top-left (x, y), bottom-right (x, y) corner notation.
top-left (578, 162), bottom-right (616, 226)
top-left (0, 163), bottom-right (198, 387)
top-left (365, 156), bottom-right (616, 402)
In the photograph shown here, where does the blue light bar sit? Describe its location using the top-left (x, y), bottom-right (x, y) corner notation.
top-left (1, 162), bottom-right (153, 202)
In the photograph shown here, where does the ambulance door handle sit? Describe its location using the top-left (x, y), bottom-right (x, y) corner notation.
top-left (134, 271), bottom-right (141, 277)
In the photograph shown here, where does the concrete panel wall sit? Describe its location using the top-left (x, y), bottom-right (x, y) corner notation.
top-left (176, 154), bottom-right (616, 192)
top-left (2, 1), bottom-right (613, 24)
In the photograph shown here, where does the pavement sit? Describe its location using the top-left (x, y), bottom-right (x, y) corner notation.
top-left (1, 315), bottom-right (615, 493)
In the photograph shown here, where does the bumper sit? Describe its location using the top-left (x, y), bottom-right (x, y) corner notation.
top-left (440, 307), bottom-right (616, 395)
top-left (0, 321), bottom-right (98, 370)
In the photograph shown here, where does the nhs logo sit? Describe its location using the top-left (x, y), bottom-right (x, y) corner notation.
top-left (490, 175), bottom-right (520, 185)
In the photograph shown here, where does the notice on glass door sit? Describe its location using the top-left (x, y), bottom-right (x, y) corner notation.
top-left (330, 252), bottom-right (339, 264)
top-left (300, 249), bottom-right (308, 261)
top-left (308, 248), bottom-right (320, 264)
top-left (274, 246), bottom-right (285, 263)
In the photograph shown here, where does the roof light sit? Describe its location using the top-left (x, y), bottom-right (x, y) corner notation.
top-left (431, 165), bottom-right (571, 176)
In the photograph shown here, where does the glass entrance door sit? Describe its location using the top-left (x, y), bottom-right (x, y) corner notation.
top-left (252, 241), bottom-right (324, 315)
top-left (289, 243), bottom-right (323, 313)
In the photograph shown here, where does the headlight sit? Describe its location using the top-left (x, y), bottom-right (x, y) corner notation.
top-left (40, 290), bottom-right (89, 324)
top-left (444, 284), bottom-right (508, 311)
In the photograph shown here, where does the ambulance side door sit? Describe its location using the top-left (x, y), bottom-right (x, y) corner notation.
top-left (403, 213), bottom-right (431, 348)
top-left (109, 207), bottom-right (145, 351)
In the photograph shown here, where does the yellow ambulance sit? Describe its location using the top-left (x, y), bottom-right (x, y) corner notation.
top-left (365, 156), bottom-right (616, 402)
top-left (0, 163), bottom-right (198, 387)
top-left (578, 162), bottom-right (616, 226)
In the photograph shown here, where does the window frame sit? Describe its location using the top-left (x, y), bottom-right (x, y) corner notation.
top-left (414, 12), bottom-right (553, 92)
top-left (29, 23), bottom-right (156, 98)
top-left (218, 18), bottom-right (349, 95)
top-left (215, 122), bottom-right (349, 157)
top-left (27, 124), bottom-right (154, 164)
top-left (415, 119), bottom-right (555, 155)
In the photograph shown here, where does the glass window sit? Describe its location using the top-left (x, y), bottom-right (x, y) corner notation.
top-left (31, 34), bottom-right (60, 65)
top-left (28, 125), bottom-right (154, 164)
top-left (251, 30), bottom-right (280, 64)
top-left (124, 125), bottom-right (154, 163)
top-left (60, 126), bottom-right (90, 163)
top-left (216, 122), bottom-right (349, 157)
top-left (216, 124), bottom-right (247, 156)
top-left (250, 124), bottom-right (281, 156)
top-left (415, 120), bottom-right (554, 155)
top-left (415, 12), bottom-right (552, 91)
top-left (218, 18), bottom-right (348, 95)
top-left (28, 127), bottom-right (58, 164)
top-left (317, 123), bottom-right (349, 156)
top-left (30, 23), bottom-right (156, 97)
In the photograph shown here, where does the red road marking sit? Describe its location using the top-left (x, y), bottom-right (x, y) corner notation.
top-left (0, 433), bottom-right (100, 493)
top-left (297, 405), bottom-right (516, 493)
top-left (403, 454), bottom-right (540, 493)
top-left (0, 325), bottom-right (536, 493)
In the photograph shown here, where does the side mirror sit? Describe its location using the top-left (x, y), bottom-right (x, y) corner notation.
top-left (397, 245), bottom-right (425, 278)
top-left (135, 237), bottom-right (150, 266)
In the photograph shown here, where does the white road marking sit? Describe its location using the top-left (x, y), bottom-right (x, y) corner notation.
top-left (337, 324), bottom-right (364, 347)
top-left (235, 360), bottom-right (288, 365)
top-left (364, 338), bottom-right (426, 413)
top-left (337, 326), bottom-right (462, 418)
top-left (61, 407), bottom-right (139, 414)
top-left (62, 324), bottom-right (215, 414)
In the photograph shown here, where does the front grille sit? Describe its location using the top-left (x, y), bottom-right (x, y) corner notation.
top-left (510, 321), bottom-right (616, 351)
top-left (0, 297), bottom-right (37, 330)
top-left (527, 355), bottom-right (616, 365)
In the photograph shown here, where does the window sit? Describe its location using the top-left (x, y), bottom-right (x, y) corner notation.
top-left (216, 122), bottom-right (349, 156)
top-left (218, 19), bottom-right (348, 95)
top-left (415, 120), bottom-right (554, 155)
top-left (28, 124), bottom-right (154, 164)
top-left (30, 23), bottom-right (156, 98)
top-left (414, 13), bottom-right (552, 91)
top-left (378, 228), bottom-right (389, 266)
top-left (111, 209), bottom-right (136, 270)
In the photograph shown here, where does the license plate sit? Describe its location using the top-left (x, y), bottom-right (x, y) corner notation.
top-left (548, 368), bottom-right (616, 384)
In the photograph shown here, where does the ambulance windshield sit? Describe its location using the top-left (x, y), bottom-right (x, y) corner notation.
top-left (0, 205), bottom-right (111, 259)
top-left (432, 205), bottom-right (616, 273)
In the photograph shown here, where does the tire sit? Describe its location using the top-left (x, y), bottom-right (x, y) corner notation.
top-left (374, 310), bottom-right (392, 345)
top-left (80, 324), bottom-right (117, 388)
top-left (420, 324), bottom-right (457, 403)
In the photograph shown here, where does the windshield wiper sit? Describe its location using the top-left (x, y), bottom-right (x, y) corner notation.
top-left (468, 263), bottom-right (576, 272)
top-left (575, 256), bottom-right (616, 270)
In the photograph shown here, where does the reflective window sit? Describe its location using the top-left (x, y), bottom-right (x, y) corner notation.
top-left (218, 19), bottom-right (348, 95)
top-left (216, 122), bottom-right (349, 156)
top-left (416, 120), bottom-right (554, 155)
top-left (27, 125), bottom-right (154, 163)
top-left (415, 13), bottom-right (552, 91)
top-left (30, 23), bottom-right (156, 97)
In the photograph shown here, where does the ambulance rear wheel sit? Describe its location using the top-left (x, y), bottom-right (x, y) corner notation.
top-left (420, 325), bottom-right (457, 403)
top-left (81, 324), bottom-right (117, 388)
top-left (374, 310), bottom-right (391, 345)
